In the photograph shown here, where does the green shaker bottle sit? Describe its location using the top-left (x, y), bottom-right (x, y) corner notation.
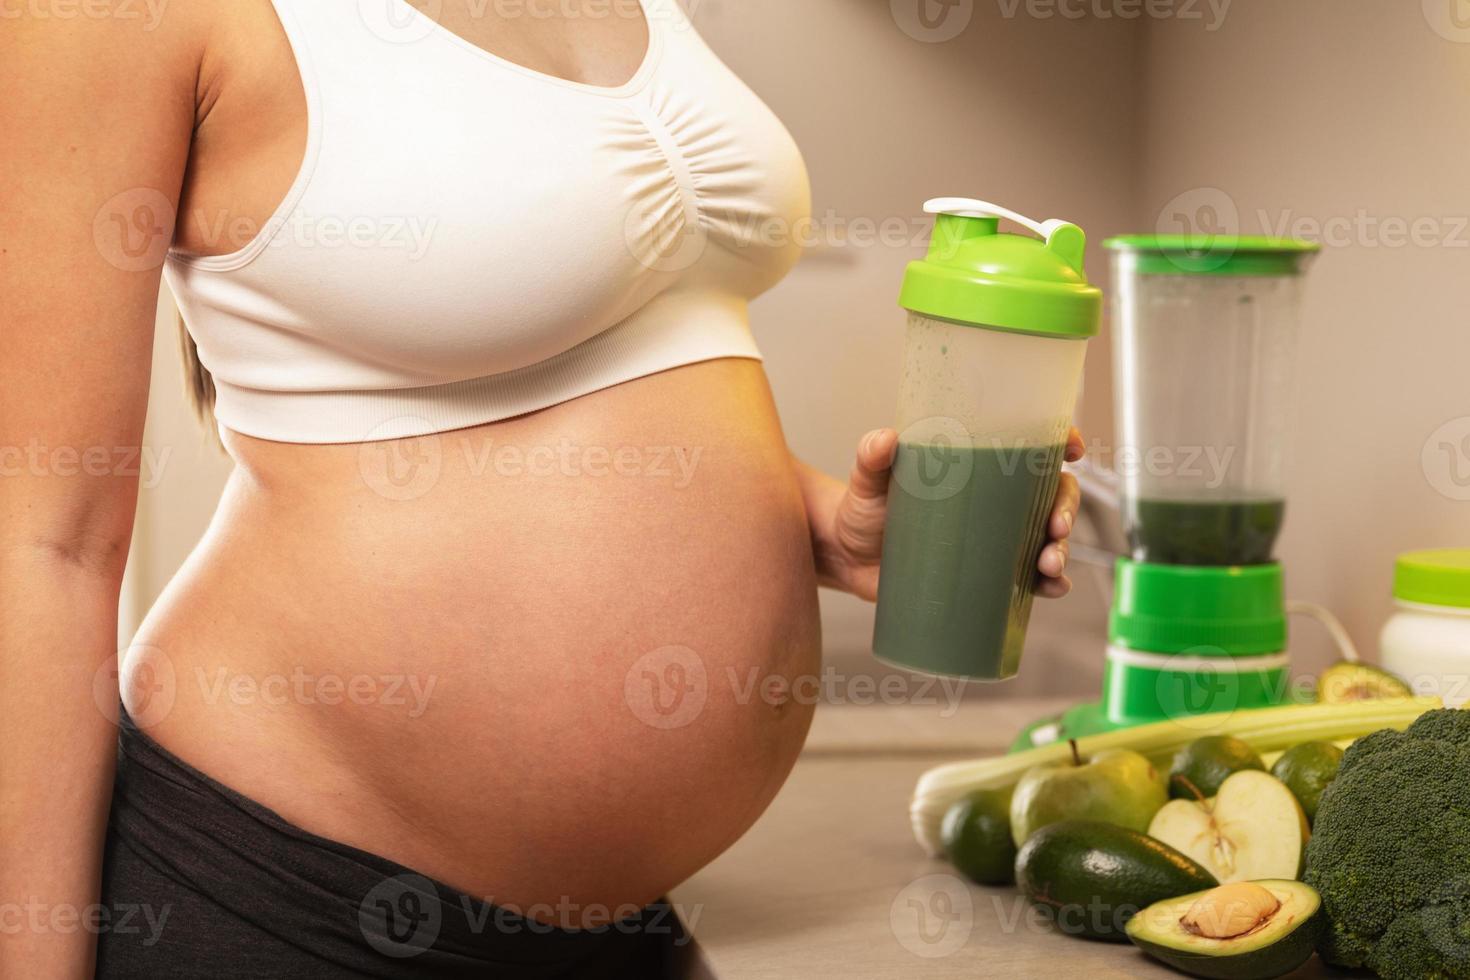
top-left (872, 198), bottom-right (1101, 680)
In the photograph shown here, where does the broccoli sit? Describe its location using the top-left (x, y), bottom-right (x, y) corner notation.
top-left (1303, 708), bottom-right (1470, 979)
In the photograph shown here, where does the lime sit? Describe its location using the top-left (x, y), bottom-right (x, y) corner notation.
top-left (941, 787), bottom-right (1016, 885)
top-left (1270, 740), bottom-right (1344, 823)
top-left (1168, 735), bottom-right (1265, 800)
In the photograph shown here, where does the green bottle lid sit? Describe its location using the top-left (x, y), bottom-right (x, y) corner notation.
top-left (1109, 559), bottom-right (1287, 655)
top-left (899, 198), bottom-right (1101, 339)
top-left (1103, 235), bottom-right (1320, 277)
top-left (1393, 549), bottom-right (1470, 609)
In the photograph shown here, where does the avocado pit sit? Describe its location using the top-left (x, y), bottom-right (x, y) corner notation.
top-left (1180, 882), bottom-right (1282, 940)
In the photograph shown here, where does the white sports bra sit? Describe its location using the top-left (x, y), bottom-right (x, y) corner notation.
top-left (164, 0), bottom-right (810, 444)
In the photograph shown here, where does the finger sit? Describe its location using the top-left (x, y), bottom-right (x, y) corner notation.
top-left (834, 429), bottom-right (899, 561)
top-left (847, 565), bottom-right (879, 604)
top-left (1064, 426), bottom-right (1086, 463)
top-left (1049, 472), bottom-right (1081, 540)
top-left (1038, 539), bottom-right (1069, 578)
top-left (847, 428), bottom-right (898, 502)
top-left (1036, 573), bottom-right (1073, 599)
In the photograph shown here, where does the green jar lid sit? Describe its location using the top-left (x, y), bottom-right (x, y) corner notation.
top-left (1393, 549), bottom-right (1470, 609)
top-left (899, 198), bottom-right (1101, 339)
top-left (1109, 559), bottom-right (1287, 655)
top-left (1103, 235), bottom-right (1320, 277)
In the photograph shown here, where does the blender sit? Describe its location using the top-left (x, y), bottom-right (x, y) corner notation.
top-left (1015, 235), bottom-right (1320, 748)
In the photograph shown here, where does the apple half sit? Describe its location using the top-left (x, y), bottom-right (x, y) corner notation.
top-left (1146, 770), bottom-right (1309, 883)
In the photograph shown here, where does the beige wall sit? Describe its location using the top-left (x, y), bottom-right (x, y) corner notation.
top-left (119, 294), bottom-right (233, 647)
top-left (125, 1), bottom-right (1468, 699)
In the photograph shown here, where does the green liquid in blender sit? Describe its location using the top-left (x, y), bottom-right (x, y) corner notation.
top-left (1125, 498), bottom-right (1285, 566)
top-left (873, 442), bottom-right (1066, 680)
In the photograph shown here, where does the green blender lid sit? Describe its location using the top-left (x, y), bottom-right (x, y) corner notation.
top-left (900, 198), bottom-right (1101, 339)
top-left (1393, 549), bottom-right (1470, 608)
top-left (1110, 560), bottom-right (1287, 655)
top-left (1103, 235), bottom-right (1320, 276)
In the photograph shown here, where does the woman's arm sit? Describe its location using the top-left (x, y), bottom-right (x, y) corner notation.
top-left (0, 12), bottom-right (200, 977)
top-left (796, 427), bottom-right (1085, 602)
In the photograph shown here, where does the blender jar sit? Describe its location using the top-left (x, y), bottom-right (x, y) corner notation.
top-left (873, 199), bottom-right (1101, 680)
top-left (1103, 237), bottom-right (1319, 566)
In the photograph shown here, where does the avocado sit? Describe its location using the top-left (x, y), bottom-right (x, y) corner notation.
top-left (1126, 879), bottom-right (1321, 980)
top-left (1014, 819), bottom-right (1218, 942)
top-left (940, 787), bottom-right (1016, 885)
top-left (1169, 736), bottom-right (1266, 799)
top-left (1317, 661), bottom-right (1412, 703)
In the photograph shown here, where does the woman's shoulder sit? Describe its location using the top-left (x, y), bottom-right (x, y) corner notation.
top-left (1, 0), bottom-right (226, 98)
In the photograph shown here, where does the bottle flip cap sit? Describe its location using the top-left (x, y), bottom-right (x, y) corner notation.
top-left (899, 198), bottom-right (1102, 339)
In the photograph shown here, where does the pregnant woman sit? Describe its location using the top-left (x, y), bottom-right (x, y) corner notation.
top-left (1, 1), bottom-right (1082, 976)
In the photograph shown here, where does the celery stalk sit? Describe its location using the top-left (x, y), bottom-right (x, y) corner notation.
top-left (910, 697), bottom-right (1441, 855)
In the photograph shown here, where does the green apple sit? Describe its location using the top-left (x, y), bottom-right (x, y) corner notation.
top-left (1147, 769), bottom-right (1309, 882)
top-left (1009, 741), bottom-right (1168, 847)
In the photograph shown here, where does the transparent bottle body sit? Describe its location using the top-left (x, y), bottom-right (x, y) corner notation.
top-left (873, 313), bottom-right (1088, 680)
top-left (1111, 256), bottom-right (1303, 565)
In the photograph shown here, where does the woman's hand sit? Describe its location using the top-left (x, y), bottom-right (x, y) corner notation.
top-left (1036, 427), bottom-right (1086, 599)
top-left (795, 427), bottom-right (1086, 602)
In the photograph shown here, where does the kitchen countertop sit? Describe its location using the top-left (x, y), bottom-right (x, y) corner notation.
top-left (673, 699), bottom-right (1326, 980)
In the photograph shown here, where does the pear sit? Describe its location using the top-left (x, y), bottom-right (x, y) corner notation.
top-left (1009, 740), bottom-right (1168, 847)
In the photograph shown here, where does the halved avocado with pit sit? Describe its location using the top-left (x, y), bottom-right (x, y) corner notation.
top-left (1316, 661), bottom-right (1411, 703)
top-left (1125, 880), bottom-right (1320, 980)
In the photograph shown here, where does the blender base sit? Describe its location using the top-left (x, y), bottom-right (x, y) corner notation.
top-left (1010, 560), bottom-right (1297, 754)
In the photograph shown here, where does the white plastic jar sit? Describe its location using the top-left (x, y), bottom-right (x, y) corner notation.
top-left (1380, 549), bottom-right (1470, 708)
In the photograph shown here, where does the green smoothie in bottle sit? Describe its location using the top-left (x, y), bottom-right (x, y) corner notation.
top-left (871, 198), bottom-right (1100, 680)
top-left (875, 440), bottom-right (1067, 679)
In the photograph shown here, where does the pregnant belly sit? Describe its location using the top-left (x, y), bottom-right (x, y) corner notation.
top-left (126, 359), bottom-right (822, 923)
